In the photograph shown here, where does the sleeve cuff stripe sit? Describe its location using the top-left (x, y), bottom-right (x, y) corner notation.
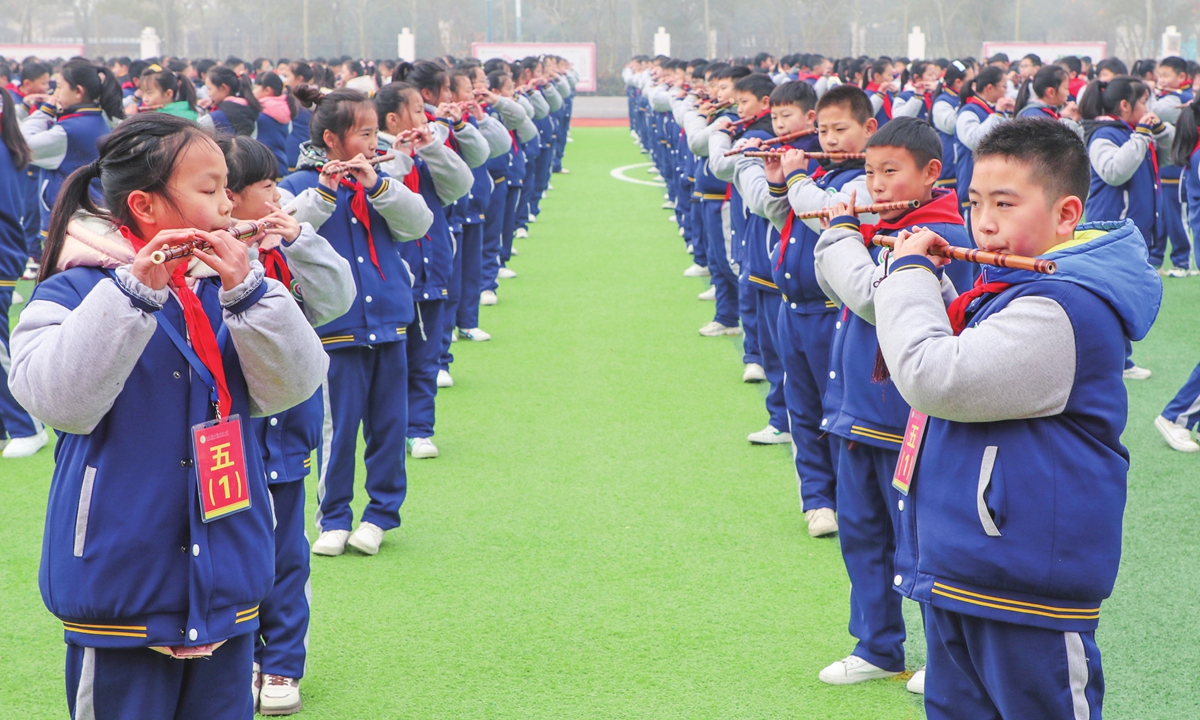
top-left (368, 178), bottom-right (389, 199)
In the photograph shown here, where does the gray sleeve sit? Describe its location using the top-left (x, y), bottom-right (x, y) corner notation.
top-left (1061, 117), bottom-right (1085, 142)
top-left (687, 117), bottom-right (713, 157)
top-left (21, 110), bottom-right (67, 170)
top-left (220, 265), bottom-right (328, 417)
top-left (1150, 94), bottom-right (1184, 124)
top-left (869, 93), bottom-right (884, 117)
top-left (477, 115), bottom-right (513, 158)
top-left (931, 102), bottom-right (957, 135)
top-left (7, 278), bottom-right (164, 434)
top-left (956, 111), bottom-right (1007, 151)
top-left (1153, 122), bottom-right (1176, 163)
top-left (491, 97), bottom-right (528, 129)
top-left (735, 158), bottom-right (771, 217)
top-left (1089, 134), bottom-right (1152, 187)
top-left (415, 141), bottom-right (474, 206)
top-left (515, 94), bottom-right (535, 117)
top-left (543, 83), bottom-right (564, 112)
top-left (707, 133), bottom-right (737, 181)
top-left (875, 267), bottom-right (1076, 421)
top-left (790, 174), bottom-right (875, 234)
top-left (554, 76), bottom-right (571, 98)
top-left (449, 120), bottom-right (490, 169)
top-left (278, 186), bottom-right (336, 230)
top-left (278, 223), bottom-right (357, 327)
top-left (813, 225), bottom-right (887, 321)
top-left (893, 95), bottom-right (926, 117)
top-left (526, 91), bottom-right (550, 119)
top-left (647, 86), bottom-right (669, 113)
top-left (367, 175), bottom-right (435, 241)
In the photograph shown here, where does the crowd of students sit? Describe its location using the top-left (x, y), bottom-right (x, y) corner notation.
top-left (0, 51), bottom-right (575, 717)
top-left (626, 50), bottom-right (1190, 718)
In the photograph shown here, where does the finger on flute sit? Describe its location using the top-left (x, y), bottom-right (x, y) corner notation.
top-left (795, 200), bottom-right (920, 220)
top-left (723, 128), bottom-right (817, 156)
top-left (870, 237), bottom-right (1058, 275)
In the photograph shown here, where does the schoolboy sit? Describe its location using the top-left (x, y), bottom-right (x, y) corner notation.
top-left (1149, 56), bottom-right (1195, 275)
top-left (874, 119), bottom-right (1161, 718)
top-left (811, 116), bottom-right (976, 687)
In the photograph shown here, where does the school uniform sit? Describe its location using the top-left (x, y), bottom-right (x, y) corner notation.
top-left (930, 90), bottom-right (960, 190)
top-left (286, 106), bottom-right (312, 171)
top-left (482, 118), bottom-right (528, 295)
top-left (814, 190), bottom-right (977, 673)
top-left (256, 95), bottom-right (293, 178)
top-left (517, 89), bottom-right (552, 231)
top-left (692, 110), bottom-right (741, 329)
top-left (865, 83), bottom-right (894, 126)
top-left (20, 103), bottom-right (111, 235)
top-left (1016, 100), bottom-right (1085, 141)
top-left (1161, 148), bottom-right (1200, 425)
top-left (955, 96), bottom-right (1008, 217)
top-left (8, 214), bottom-right (326, 718)
top-left (7, 87), bottom-right (41, 261)
top-left (875, 221), bottom-right (1161, 718)
top-left (1148, 88), bottom-right (1195, 269)
top-left (893, 90), bottom-right (931, 121)
top-left (279, 142), bottom-right (434, 534)
top-left (0, 140), bottom-right (40, 443)
top-left (202, 99), bottom-right (259, 137)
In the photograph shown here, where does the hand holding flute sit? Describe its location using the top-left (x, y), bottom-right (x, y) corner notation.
top-left (881, 228), bottom-right (1057, 274)
top-left (133, 226), bottom-right (254, 292)
top-left (723, 128), bottom-right (816, 156)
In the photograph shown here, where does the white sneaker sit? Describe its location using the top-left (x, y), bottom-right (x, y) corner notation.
top-left (661, 200), bottom-right (676, 210)
top-left (805, 508), bottom-right (838, 538)
top-left (818, 655), bottom-right (900, 685)
top-left (667, 215), bottom-right (678, 224)
top-left (258, 674), bottom-right (302, 716)
top-left (686, 243), bottom-right (693, 253)
top-left (20, 263), bottom-right (38, 280)
top-left (678, 226), bottom-right (685, 237)
top-left (458, 327), bottom-right (491, 342)
top-left (1165, 266), bottom-right (1189, 278)
top-left (407, 437), bottom-right (439, 459)
top-left (252, 663), bottom-right (261, 710)
top-left (906, 667), bottom-right (925, 694)
top-left (1123, 365), bottom-right (1152, 380)
top-left (683, 263), bottom-right (710, 277)
top-left (347, 521), bottom-right (386, 555)
top-left (1189, 268), bottom-right (1200, 276)
top-left (743, 363), bottom-right (766, 383)
top-left (567, 136), bottom-right (574, 143)
top-left (12, 290), bottom-right (23, 304)
top-left (698, 286), bottom-right (716, 301)
top-left (748, 424), bottom-right (792, 445)
top-left (437, 369), bottom-right (454, 388)
top-left (497, 267), bottom-right (517, 279)
top-left (311, 529), bottom-right (351, 556)
top-left (510, 248), bottom-right (519, 256)
top-left (558, 167), bottom-right (571, 173)
top-left (1155, 415), bottom-right (1200, 452)
top-left (2, 429), bottom-right (48, 459)
top-left (480, 290), bottom-right (498, 305)
top-left (699, 321), bottom-right (741, 337)
top-left (450, 331), bottom-right (458, 343)
top-left (528, 214), bottom-right (538, 223)
top-left (515, 228), bottom-right (528, 239)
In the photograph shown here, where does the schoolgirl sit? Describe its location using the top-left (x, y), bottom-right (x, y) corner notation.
top-left (136, 67), bottom-right (199, 120)
top-left (512, 69), bottom-right (548, 245)
top-left (253, 71), bottom-right (297, 177)
top-left (7, 60), bottom-right (50, 274)
top-left (1080, 75), bottom-right (1172, 379)
top-left (280, 61), bottom-right (315, 171)
top-left (9, 112), bottom-right (326, 718)
top-left (375, 81), bottom-right (473, 461)
top-left (929, 60), bottom-right (967, 190)
top-left (1014, 64), bottom-right (1084, 140)
top-left (219, 135), bottom-right (354, 715)
top-left (277, 87), bottom-right (434, 557)
top-left (201, 65), bottom-right (261, 136)
top-left (1148, 56), bottom-right (1195, 276)
top-left (480, 70), bottom-right (533, 306)
top-left (893, 60), bottom-right (940, 120)
top-left (953, 65), bottom-right (1013, 216)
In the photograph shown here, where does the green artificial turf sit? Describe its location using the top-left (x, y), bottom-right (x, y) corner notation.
top-left (0, 126), bottom-right (1197, 718)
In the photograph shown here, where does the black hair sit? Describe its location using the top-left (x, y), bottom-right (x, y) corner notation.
top-left (769, 80), bottom-right (817, 112)
top-left (974, 117), bottom-right (1090, 204)
top-left (40, 114), bottom-right (213, 281)
top-left (712, 65), bottom-right (751, 82)
top-left (207, 65), bottom-right (261, 113)
top-left (1171, 102), bottom-right (1200, 167)
top-left (1131, 59), bottom-right (1157, 80)
top-left (1078, 75), bottom-right (1148, 120)
top-left (486, 69), bottom-right (509, 92)
top-left (987, 53), bottom-right (1009, 65)
top-left (296, 86), bottom-right (372, 149)
top-left (128, 60), bottom-right (150, 78)
top-left (1159, 56), bottom-right (1188, 76)
top-left (394, 60), bottom-right (447, 104)
top-left (225, 56), bottom-right (245, 69)
top-left (19, 60), bottom-right (49, 84)
top-left (816, 84), bottom-right (873, 125)
top-left (732, 72), bottom-right (776, 101)
top-left (703, 62), bottom-right (728, 79)
top-left (934, 60), bottom-right (968, 100)
top-left (289, 61), bottom-right (314, 86)
top-left (959, 65), bottom-right (1005, 104)
top-left (1057, 55), bottom-right (1082, 75)
top-left (868, 57), bottom-right (892, 86)
top-left (0, 86), bottom-right (31, 169)
top-left (1096, 57), bottom-right (1128, 77)
top-left (866, 116), bottom-right (942, 168)
top-left (217, 135), bottom-right (278, 192)
top-left (255, 70), bottom-right (298, 118)
top-left (374, 81), bottom-right (420, 129)
top-left (193, 58), bottom-right (217, 77)
top-left (343, 59), bottom-right (364, 77)
top-left (141, 68), bottom-right (198, 111)
top-left (840, 57), bottom-right (867, 85)
top-left (1015, 64), bottom-right (1068, 113)
top-left (59, 59), bottom-right (125, 119)
top-left (1022, 53), bottom-right (1043, 68)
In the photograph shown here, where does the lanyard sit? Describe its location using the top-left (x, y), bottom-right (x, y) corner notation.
top-left (157, 302), bottom-right (230, 420)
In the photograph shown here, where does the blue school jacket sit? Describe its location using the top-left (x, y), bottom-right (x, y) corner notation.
top-left (1084, 120), bottom-right (1159, 239)
top-left (954, 99), bottom-right (993, 211)
top-left (769, 158), bottom-right (859, 314)
top-left (285, 107), bottom-right (312, 171)
top-left (38, 105), bottom-right (109, 233)
top-left (0, 142), bottom-right (27, 280)
top-left (1184, 151), bottom-right (1200, 238)
top-left (256, 114), bottom-right (290, 179)
top-left (209, 100), bottom-right (259, 137)
top-left (932, 91), bottom-right (959, 186)
top-left (486, 131), bottom-right (525, 189)
top-left (398, 158), bottom-right (453, 305)
top-left (279, 169), bottom-right (414, 348)
top-left (729, 117), bottom-right (774, 269)
top-left (892, 220), bottom-right (1161, 631)
top-left (36, 268), bottom-right (274, 649)
top-left (822, 190), bottom-right (977, 450)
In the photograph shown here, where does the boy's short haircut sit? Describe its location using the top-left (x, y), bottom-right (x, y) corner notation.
top-left (1057, 55), bottom-right (1082, 74)
top-left (987, 52), bottom-right (1009, 65)
top-left (973, 118), bottom-right (1090, 204)
top-left (734, 72), bottom-right (777, 100)
top-left (713, 65), bottom-right (752, 81)
top-left (866, 116), bottom-right (942, 168)
top-left (1159, 56), bottom-right (1188, 75)
top-left (769, 80), bottom-right (818, 112)
top-left (815, 84), bottom-right (872, 124)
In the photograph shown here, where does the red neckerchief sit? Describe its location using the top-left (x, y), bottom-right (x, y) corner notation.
top-left (259, 247), bottom-right (293, 292)
top-left (775, 165), bottom-right (831, 270)
top-left (729, 109), bottom-right (771, 138)
top-left (946, 277), bottom-right (1013, 335)
top-left (1037, 106), bottom-right (1061, 120)
top-left (922, 91), bottom-right (934, 114)
top-left (425, 111), bottom-right (459, 152)
top-left (6, 84), bottom-right (23, 99)
top-left (965, 95), bottom-right (995, 114)
top-left (859, 188), bottom-right (964, 244)
top-left (508, 129), bottom-right (519, 154)
top-left (865, 83), bottom-right (893, 118)
top-left (338, 176), bottom-right (386, 279)
top-left (120, 225), bottom-right (232, 418)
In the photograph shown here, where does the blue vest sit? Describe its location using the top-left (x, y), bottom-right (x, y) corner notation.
top-left (38, 106), bottom-right (109, 232)
top-left (932, 91), bottom-right (960, 185)
top-left (279, 169), bottom-right (414, 349)
top-left (34, 268), bottom-right (273, 649)
top-left (448, 117), bottom-right (490, 227)
top-left (285, 107), bottom-right (312, 171)
top-left (398, 158), bottom-right (453, 304)
top-left (256, 114), bottom-right (290, 179)
top-left (0, 143), bottom-right (27, 279)
top-left (727, 125), bottom-right (772, 268)
top-left (695, 112), bottom-right (738, 197)
top-left (954, 99), bottom-right (992, 210)
top-left (1084, 121), bottom-right (1159, 238)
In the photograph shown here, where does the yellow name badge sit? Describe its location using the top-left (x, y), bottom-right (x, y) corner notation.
top-left (191, 415), bottom-right (252, 522)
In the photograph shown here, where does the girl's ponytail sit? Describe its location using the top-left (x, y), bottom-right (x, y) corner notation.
top-left (93, 66), bottom-right (126, 120)
top-left (957, 76), bottom-right (979, 104)
top-left (174, 71), bottom-right (198, 110)
top-left (237, 72), bottom-right (262, 114)
top-left (59, 59), bottom-right (125, 120)
top-left (38, 160), bottom-right (104, 282)
top-left (1078, 75), bottom-right (1146, 121)
top-left (1077, 78), bottom-right (1106, 119)
top-left (1171, 102), bottom-right (1200, 167)
top-left (1014, 77), bottom-right (1033, 114)
top-left (0, 86), bottom-right (31, 169)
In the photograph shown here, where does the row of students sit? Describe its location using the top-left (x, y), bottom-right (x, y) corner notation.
top-left (2, 51), bottom-right (574, 718)
top-left (630, 55), bottom-right (1168, 718)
